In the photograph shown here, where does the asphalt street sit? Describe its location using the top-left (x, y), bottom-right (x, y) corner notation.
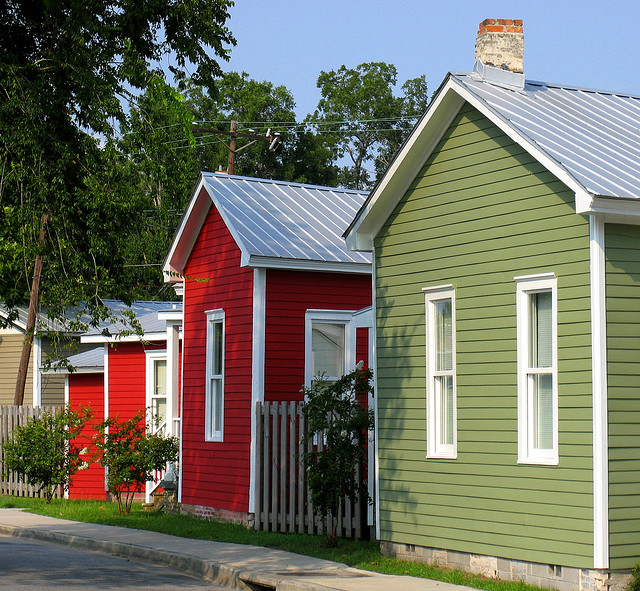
top-left (0, 534), bottom-right (228, 590)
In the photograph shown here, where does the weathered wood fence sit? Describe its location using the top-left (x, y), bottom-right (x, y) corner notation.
top-left (254, 400), bottom-right (365, 538)
top-left (0, 405), bottom-right (63, 499)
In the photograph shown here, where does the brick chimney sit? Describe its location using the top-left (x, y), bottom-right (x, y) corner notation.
top-left (474, 19), bottom-right (524, 88)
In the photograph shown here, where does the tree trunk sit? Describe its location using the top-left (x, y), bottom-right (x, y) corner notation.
top-left (14, 214), bottom-right (49, 405)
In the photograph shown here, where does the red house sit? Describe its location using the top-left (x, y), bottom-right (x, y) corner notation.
top-left (54, 300), bottom-right (183, 500)
top-left (163, 173), bottom-right (372, 524)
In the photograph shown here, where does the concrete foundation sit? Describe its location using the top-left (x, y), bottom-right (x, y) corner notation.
top-left (179, 503), bottom-right (254, 528)
top-left (380, 541), bottom-right (634, 591)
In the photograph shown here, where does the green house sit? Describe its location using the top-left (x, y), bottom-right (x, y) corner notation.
top-left (345, 20), bottom-right (640, 591)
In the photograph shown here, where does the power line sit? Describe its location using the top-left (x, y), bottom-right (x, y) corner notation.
top-left (142, 114), bottom-right (423, 135)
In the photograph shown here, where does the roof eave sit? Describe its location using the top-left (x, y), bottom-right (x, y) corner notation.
top-left (163, 174), bottom-right (212, 281)
top-left (80, 331), bottom-right (168, 344)
top-left (48, 365), bottom-right (104, 375)
top-left (157, 310), bottom-right (183, 322)
top-left (580, 194), bottom-right (640, 225)
top-left (245, 255), bottom-right (372, 275)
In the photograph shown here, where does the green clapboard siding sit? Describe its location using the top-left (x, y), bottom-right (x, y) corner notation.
top-left (605, 223), bottom-right (640, 569)
top-left (374, 103), bottom-right (593, 567)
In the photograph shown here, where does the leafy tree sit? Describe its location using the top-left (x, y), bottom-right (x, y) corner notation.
top-left (92, 412), bottom-right (179, 515)
top-left (2, 406), bottom-right (91, 502)
top-left (0, 0), bottom-right (235, 401)
top-left (301, 365), bottom-right (374, 546)
top-left (118, 77), bottom-right (201, 297)
top-left (312, 62), bottom-right (428, 189)
top-left (183, 72), bottom-right (339, 185)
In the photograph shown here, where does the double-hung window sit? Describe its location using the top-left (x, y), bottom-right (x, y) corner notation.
top-left (146, 351), bottom-right (167, 435)
top-left (304, 310), bottom-right (355, 386)
top-left (424, 286), bottom-right (457, 459)
top-left (516, 274), bottom-right (558, 465)
top-left (205, 309), bottom-right (225, 442)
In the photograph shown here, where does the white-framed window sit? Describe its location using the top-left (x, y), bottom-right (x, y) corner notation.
top-left (146, 350), bottom-right (167, 435)
top-left (515, 273), bottom-right (558, 465)
top-left (304, 310), bottom-right (356, 386)
top-left (424, 285), bottom-right (457, 459)
top-left (205, 309), bottom-right (225, 442)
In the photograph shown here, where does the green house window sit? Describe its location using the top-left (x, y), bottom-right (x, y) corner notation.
top-left (424, 285), bottom-right (457, 459)
top-left (516, 274), bottom-right (558, 465)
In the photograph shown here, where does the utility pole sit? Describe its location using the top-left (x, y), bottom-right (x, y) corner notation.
top-left (227, 120), bottom-right (238, 175)
top-left (192, 121), bottom-right (281, 174)
top-left (14, 213), bottom-right (49, 405)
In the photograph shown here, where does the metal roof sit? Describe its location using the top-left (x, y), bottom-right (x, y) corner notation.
top-left (200, 173), bottom-right (371, 267)
top-left (49, 347), bottom-right (105, 374)
top-left (0, 299), bottom-right (180, 336)
top-left (82, 300), bottom-right (182, 341)
top-left (451, 72), bottom-right (640, 200)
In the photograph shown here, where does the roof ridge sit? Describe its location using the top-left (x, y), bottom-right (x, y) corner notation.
top-left (453, 71), bottom-right (640, 100)
top-left (201, 171), bottom-right (369, 195)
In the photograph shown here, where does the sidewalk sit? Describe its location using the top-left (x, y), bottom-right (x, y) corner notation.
top-left (0, 508), bottom-right (473, 591)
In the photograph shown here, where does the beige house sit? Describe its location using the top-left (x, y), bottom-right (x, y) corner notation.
top-left (0, 307), bottom-right (78, 406)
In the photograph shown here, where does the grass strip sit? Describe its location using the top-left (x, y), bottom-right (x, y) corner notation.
top-left (0, 496), bottom-right (542, 591)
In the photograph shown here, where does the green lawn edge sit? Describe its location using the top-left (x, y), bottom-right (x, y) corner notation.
top-left (0, 496), bottom-right (542, 591)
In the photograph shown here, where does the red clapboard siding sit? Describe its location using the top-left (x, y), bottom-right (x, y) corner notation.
top-left (108, 341), bottom-right (166, 421)
top-left (181, 199), bottom-right (253, 512)
top-left (263, 269), bottom-right (371, 402)
top-left (68, 372), bottom-right (106, 500)
top-left (356, 327), bottom-right (369, 369)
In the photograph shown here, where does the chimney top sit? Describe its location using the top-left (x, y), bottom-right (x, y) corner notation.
top-left (474, 18), bottom-right (524, 89)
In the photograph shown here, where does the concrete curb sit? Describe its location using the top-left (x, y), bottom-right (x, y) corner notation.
top-left (0, 523), bottom-right (336, 591)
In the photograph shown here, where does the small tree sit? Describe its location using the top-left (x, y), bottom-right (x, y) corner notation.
top-left (92, 412), bottom-right (179, 515)
top-left (301, 364), bottom-right (374, 545)
top-left (2, 406), bottom-right (91, 502)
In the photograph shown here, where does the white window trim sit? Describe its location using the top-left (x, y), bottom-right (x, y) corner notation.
top-left (515, 273), bottom-right (559, 466)
top-left (205, 309), bottom-right (225, 442)
top-left (424, 285), bottom-right (457, 459)
top-left (304, 310), bottom-right (356, 387)
top-left (145, 349), bottom-right (167, 435)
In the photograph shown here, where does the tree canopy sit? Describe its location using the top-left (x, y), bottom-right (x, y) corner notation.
top-left (312, 62), bottom-right (428, 189)
top-left (0, 0), bottom-right (235, 402)
top-left (0, 0), bottom-right (235, 315)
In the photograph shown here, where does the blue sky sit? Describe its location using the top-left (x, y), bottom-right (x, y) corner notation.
top-left (211, 1), bottom-right (640, 119)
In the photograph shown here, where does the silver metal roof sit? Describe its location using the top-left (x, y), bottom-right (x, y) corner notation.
top-left (452, 72), bottom-right (640, 200)
top-left (47, 347), bottom-right (104, 374)
top-left (1, 299), bottom-right (180, 336)
top-left (83, 300), bottom-right (182, 338)
top-left (202, 173), bottom-right (372, 267)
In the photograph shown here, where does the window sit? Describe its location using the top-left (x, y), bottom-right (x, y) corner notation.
top-left (516, 274), bottom-right (558, 465)
top-left (424, 285), bottom-right (457, 459)
top-left (146, 351), bottom-right (167, 435)
top-left (305, 310), bottom-right (355, 386)
top-left (205, 309), bottom-right (225, 441)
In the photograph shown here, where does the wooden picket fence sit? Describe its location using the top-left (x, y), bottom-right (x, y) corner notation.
top-left (253, 400), bottom-right (365, 538)
top-left (0, 405), bottom-right (63, 499)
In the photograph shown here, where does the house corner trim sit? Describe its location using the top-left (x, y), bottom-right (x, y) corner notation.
top-left (590, 215), bottom-right (609, 569)
top-left (32, 336), bottom-right (42, 406)
top-left (249, 268), bottom-right (266, 514)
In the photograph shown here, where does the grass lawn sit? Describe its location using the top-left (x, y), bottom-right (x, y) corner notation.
top-left (0, 495), bottom-right (542, 591)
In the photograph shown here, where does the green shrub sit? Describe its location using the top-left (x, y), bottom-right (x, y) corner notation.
top-left (2, 406), bottom-right (91, 502)
top-left (91, 411), bottom-right (178, 515)
top-left (629, 564), bottom-right (640, 591)
top-left (301, 364), bottom-right (373, 545)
